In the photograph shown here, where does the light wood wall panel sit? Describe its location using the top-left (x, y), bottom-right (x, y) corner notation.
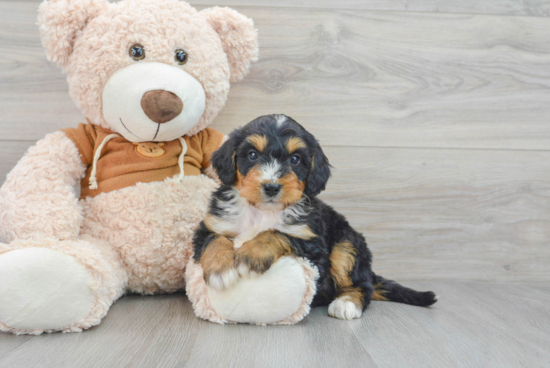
top-left (188, 0), bottom-right (550, 17)
top-left (2, 4), bottom-right (550, 150)
top-left (319, 146), bottom-right (550, 282)
top-left (6, 0), bottom-right (550, 17)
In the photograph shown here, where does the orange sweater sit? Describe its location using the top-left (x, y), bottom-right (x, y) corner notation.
top-left (62, 123), bottom-right (224, 199)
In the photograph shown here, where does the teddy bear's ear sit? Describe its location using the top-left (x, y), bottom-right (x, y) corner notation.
top-left (200, 7), bottom-right (259, 83)
top-left (38, 0), bottom-right (110, 67)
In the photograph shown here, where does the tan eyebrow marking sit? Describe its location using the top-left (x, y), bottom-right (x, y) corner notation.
top-left (286, 137), bottom-right (306, 153)
top-left (247, 134), bottom-right (268, 152)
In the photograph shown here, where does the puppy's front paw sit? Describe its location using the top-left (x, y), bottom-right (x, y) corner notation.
top-left (200, 237), bottom-right (239, 290)
top-left (234, 241), bottom-right (276, 276)
top-left (328, 296), bottom-right (363, 320)
top-left (206, 268), bottom-right (239, 290)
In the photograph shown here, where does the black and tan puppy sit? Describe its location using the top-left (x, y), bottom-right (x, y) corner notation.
top-left (193, 114), bottom-right (437, 320)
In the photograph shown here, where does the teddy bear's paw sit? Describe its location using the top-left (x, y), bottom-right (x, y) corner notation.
top-left (0, 247), bottom-right (95, 332)
top-left (328, 296), bottom-right (363, 320)
top-left (206, 267), bottom-right (240, 290)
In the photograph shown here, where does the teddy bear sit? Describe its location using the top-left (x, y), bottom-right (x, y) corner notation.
top-left (0, 0), bottom-right (274, 335)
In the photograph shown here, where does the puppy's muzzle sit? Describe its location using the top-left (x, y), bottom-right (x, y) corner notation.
top-left (262, 183), bottom-right (282, 197)
top-left (141, 90), bottom-right (184, 124)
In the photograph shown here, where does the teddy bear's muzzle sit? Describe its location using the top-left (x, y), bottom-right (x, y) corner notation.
top-left (141, 90), bottom-right (184, 124)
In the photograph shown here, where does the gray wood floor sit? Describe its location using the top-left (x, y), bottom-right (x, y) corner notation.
top-left (1, 0), bottom-right (550, 367)
top-left (0, 281), bottom-right (549, 368)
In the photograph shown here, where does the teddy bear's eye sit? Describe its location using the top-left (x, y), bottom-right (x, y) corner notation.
top-left (174, 49), bottom-right (188, 65)
top-left (129, 44), bottom-right (145, 61)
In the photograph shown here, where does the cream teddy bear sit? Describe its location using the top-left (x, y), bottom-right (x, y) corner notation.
top-left (0, 0), bottom-right (265, 334)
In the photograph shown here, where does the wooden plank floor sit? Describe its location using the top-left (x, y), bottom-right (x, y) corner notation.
top-left (0, 281), bottom-right (548, 368)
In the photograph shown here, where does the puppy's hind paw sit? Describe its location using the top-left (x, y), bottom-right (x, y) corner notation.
top-left (206, 268), bottom-right (240, 290)
top-left (328, 296), bottom-right (363, 320)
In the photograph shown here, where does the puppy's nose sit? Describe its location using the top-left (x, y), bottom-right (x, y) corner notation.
top-left (141, 90), bottom-right (183, 124)
top-left (263, 183), bottom-right (282, 197)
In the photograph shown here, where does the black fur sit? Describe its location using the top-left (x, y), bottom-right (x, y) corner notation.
top-left (211, 135), bottom-right (239, 186)
top-left (195, 114), bottom-right (437, 313)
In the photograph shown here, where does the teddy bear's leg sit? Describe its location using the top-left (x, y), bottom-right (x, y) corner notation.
top-left (0, 235), bottom-right (127, 335)
top-left (186, 256), bottom-right (319, 325)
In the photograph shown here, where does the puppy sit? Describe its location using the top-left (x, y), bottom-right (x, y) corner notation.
top-left (193, 114), bottom-right (437, 320)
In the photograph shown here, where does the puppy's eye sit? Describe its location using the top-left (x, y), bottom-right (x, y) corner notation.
top-left (290, 154), bottom-right (301, 165)
top-left (129, 44), bottom-right (145, 61)
top-left (248, 151), bottom-right (259, 161)
top-left (174, 49), bottom-right (188, 65)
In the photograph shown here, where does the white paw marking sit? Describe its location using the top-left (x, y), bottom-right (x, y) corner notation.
top-left (328, 296), bottom-right (363, 320)
top-left (208, 268), bottom-right (239, 290)
top-left (236, 263), bottom-right (259, 278)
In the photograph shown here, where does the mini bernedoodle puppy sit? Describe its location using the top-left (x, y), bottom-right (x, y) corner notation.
top-left (193, 114), bottom-right (437, 320)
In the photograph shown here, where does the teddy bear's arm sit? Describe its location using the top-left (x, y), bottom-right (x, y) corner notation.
top-left (0, 132), bottom-right (87, 243)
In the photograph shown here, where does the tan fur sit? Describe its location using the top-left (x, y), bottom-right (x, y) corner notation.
top-left (247, 134), bottom-right (268, 152)
top-left (235, 230), bottom-right (293, 274)
top-left (284, 225), bottom-right (317, 240)
top-left (235, 166), bottom-right (264, 205)
top-left (372, 284), bottom-right (388, 301)
top-left (339, 286), bottom-right (364, 308)
top-left (279, 171), bottom-right (305, 207)
top-left (200, 236), bottom-right (235, 282)
top-left (330, 242), bottom-right (364, 308)
top-left (286, 137), bottom-right (306, 153)
top-left (329, 241), bottom-right (357, 288)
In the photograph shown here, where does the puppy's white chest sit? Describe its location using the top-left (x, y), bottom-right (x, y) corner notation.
top-left (232, 206), bottom-right (283, 248)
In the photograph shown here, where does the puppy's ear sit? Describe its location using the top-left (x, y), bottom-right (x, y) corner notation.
top-left (305, 140), bottom-right (331, 197)
top-left (211, 134), bottom-right (239, 186)
top-left (38, 0), bottom-right (110, 67)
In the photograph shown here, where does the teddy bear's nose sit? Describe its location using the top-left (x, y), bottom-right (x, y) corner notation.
top-left (141, 90), bottom-right (184, 124)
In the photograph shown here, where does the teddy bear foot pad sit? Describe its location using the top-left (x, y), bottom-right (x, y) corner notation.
top-left (187, 256), bottom-right (319, 325)
top-left (0, 248), bottom-right (95, 331)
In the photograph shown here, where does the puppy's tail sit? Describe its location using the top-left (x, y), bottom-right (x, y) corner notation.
top-left (371, 273), bottom-right (437, 307)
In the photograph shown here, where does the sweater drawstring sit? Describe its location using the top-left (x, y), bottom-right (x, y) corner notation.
top-left (89, 134), bottom-right (120, 190)
top-left (178, 137), bottom-right (188, 182)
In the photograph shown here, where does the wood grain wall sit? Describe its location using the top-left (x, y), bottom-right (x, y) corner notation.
top-left (1, 0), bottom-right (549, 282)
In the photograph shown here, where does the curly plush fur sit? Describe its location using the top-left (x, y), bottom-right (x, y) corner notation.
top-left (38, 0), bottom-right (258, 135)
top-left (0, 0), bottom-right (258, 334)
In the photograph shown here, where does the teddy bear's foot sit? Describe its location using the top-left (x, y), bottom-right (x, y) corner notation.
top-left (186, 256), bottom-right (320, 325)
top-left (0, 237), bottom-right (128, 335)
top-left (0, 247), bottom-right (95, 333)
